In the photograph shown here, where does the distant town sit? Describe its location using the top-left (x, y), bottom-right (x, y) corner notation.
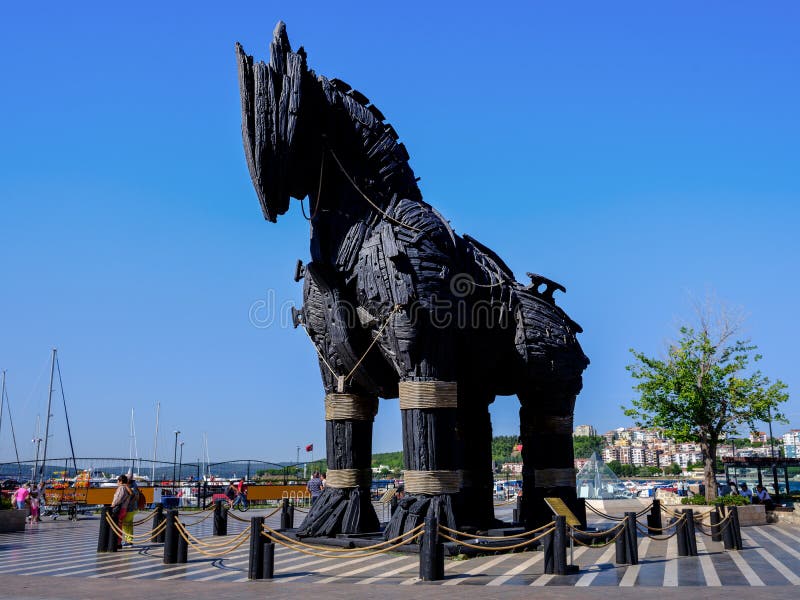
top-left (495, 425), bottom-right (800, 477)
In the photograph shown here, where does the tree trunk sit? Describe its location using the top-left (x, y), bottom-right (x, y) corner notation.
top-left (702, 441), bottom-right (717, 502)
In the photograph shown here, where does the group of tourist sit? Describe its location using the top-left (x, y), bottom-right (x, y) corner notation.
top-left (11, 481), bottom-right (44, 523)
top-left (110, 473), bottom-right (145, 548)
top-left (306, 471), bottom-right (326, 504)
top-left (725, 480), bottom-right (775, 509)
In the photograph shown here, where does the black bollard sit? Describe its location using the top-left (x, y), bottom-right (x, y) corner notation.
top-left (177, 525), bottom-right (188, 563)
top-left (263, 541), bottom-right (275, 579)
top-left (730, 506), bottom-right (743, 551)
top-left (213, 500), bottom-right (227, 536)
top-left (280, 498), bottom-right (291, 530)
top-left (248, 516), bottom-right (266, 580)
top-left (615, 519), bottom-right (629, 565)
top-left (152, 503), bottom-right (165, 543)
top-left (721, 507), bottom-right (735, 550)
top-left (163, 509), bottom-right (179, 564)
top-left (419, 515), bottom-right (444, 581)
top-left (710, 507), bottom-right (722, 542)
top-left (553, 515), bottom-right (570, 575)
top-left (288, 504), bottom-right (295, 528)
top-left (98, 506), bottom-right (111, 553)
top-left (676, 513), bottom-right (689, 556)
top-left (682, 509), bottom-right (698, 556)
top-left (390, 494), bottom-right (398, 516)
top-left (625, 512), bottom-right (639, 565)
top-left (543, 519), bottom-right (555, 573)
top-left (106, 508), bottom-right (120, 552)
top-left (647, 499), bottom-right (662, 531)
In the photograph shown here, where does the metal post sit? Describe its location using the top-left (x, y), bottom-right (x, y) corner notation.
top-left (248, 516), bottom-right (266, 579)
top-left (419, 515), bottom-right (444, 581)
top-left (152, 503), bottom-right (165, 543)
top-left (163, 509), bottom-right (178, 564)
top-left (172, 430), bottom-right (180, 491)
top-left (97, 506), bottom-right (110, 552)
top-left (213, 500), bottom-right (227, 536)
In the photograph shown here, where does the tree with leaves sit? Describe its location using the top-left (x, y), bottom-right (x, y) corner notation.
top-left (625, 306), bottom-right (788, 501)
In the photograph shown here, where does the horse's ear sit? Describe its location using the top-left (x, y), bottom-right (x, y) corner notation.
top-left (270, 21), bottom-right (292, 75)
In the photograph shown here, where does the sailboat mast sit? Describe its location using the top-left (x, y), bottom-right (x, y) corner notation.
top-left (40, 348), bottom-right (56, 484)
top-left (0, 370), bottom-right (5, 443)
top-left (152, 401), bottom-right (160, 482)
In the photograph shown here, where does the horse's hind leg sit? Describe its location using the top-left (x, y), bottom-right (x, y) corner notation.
top-left (517, 377), bottom-right (586, 530)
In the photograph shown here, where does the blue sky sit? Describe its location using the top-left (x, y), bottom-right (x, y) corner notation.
top-left (1, 2), bottom-right (798, 465)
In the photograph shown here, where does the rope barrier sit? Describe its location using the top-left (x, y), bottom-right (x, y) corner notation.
top-left (492, 498), bottom-right (518, 506)
top-left (131, 508), bottom-right (158, 526)
top-left (261, 527), bottom-right (425, 559)
top-left (174, 519), bottom-right (250, 548)
top-left (567, 521), bottom-right (626, 537)
top-left (438, 521), bottom-right (553, 540)
top-left (584, 503), bottom-right (625, 521)
top-left (568, 525), bottom-right (626, 548)
top-left (173, 521), bottom-right (252, 557)
top-left (438, 526), bottom-right (555, 551)
top-left (635, 513), bottom-right (686, 533)
top-left (226, 510), bottom-right (253, 523)
top-left (175, 509), bottom-right (215, 527)
top-left (262, 523), bottom-right (424, 553)
top-left (104, 513), bottom-right (167, 543)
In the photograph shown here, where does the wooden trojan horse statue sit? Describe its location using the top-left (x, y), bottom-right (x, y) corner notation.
top-left (236, 22), bottom-right (590, 538)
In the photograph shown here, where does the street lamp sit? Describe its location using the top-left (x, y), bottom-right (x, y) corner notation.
top-left (766, 406), bottom-right (779, 494)
top-left (178, 441), bottom-right (184, 484)
top-left (173, 430), bottom-right (180, 487)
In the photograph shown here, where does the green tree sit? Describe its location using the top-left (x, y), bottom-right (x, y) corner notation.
top-left (668, 463), bottom-right (682, 475)
top-left (625, 310), bottom-right (788, 501)
top-left (572, 435), bottom-right (604, 459)
top-left (606, 460), bottom-right (622, 475)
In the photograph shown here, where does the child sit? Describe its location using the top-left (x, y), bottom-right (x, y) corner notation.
top-left (28, 491), bottom-right (40, 522)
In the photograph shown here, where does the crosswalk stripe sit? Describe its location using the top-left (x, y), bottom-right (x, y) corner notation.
top-left (619, 537), bottom-right (650, 586)
top-left (486, 551), bottom-right (545, 586)
top-left (727, 546), bottom-right (765, 586)
top-left (399, 559), bottom-right (459, 585)
top-left (315, 556), bottom-right (411, 583)
top-left (694, 535), bottom-right (721, 586)
top-left (442, 553), bottom-right (515, 585)
top-left (662, 535), bottom-right (678, 586)
top-left (740, 531), bottom-right (800, 585)
top-left (355, 558), bottom-right (419, 584)
top-left (575, 545), bottom-right (616, 586)
top-left (749, 526), bottom-right (800, 561)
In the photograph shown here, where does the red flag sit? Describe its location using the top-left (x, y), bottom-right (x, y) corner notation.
top-left (305, 444), bottom-right (313, 452)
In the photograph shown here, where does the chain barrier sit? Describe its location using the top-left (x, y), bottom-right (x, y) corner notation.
top-left (261, 525), bottom-right (425, 559)
top-left (437, 525), bottom-right (555, 551)
top-left (438, 521), bottom-right (553, 541)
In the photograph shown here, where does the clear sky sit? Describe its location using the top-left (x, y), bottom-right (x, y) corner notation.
top-left (1, 2), bottom-right (798, 465)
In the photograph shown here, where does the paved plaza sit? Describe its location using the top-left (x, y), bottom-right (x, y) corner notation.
top-left (1, 506), bottom-right (799, 596)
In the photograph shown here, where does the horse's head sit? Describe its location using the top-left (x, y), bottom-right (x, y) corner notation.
top-left (237, 22), bottom-right (421, 224)
top-left (236, 22), bottom-right (317, 222)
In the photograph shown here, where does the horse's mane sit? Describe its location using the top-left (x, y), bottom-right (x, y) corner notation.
top-left (317, 75), bottom-right (423, 204)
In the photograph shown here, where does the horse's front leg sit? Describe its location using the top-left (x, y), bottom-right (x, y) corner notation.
top-left (295, 265), bottom-right (381, 537)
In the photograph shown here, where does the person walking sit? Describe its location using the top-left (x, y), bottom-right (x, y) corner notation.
top-left (307, 472), bottom-right (323, 505)
top-left (231, 478), bottom-right (248, 510)
top-left (110, 475), bottom-right (131, 549)
top-left (13, 483), bottom-right (31, 522)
